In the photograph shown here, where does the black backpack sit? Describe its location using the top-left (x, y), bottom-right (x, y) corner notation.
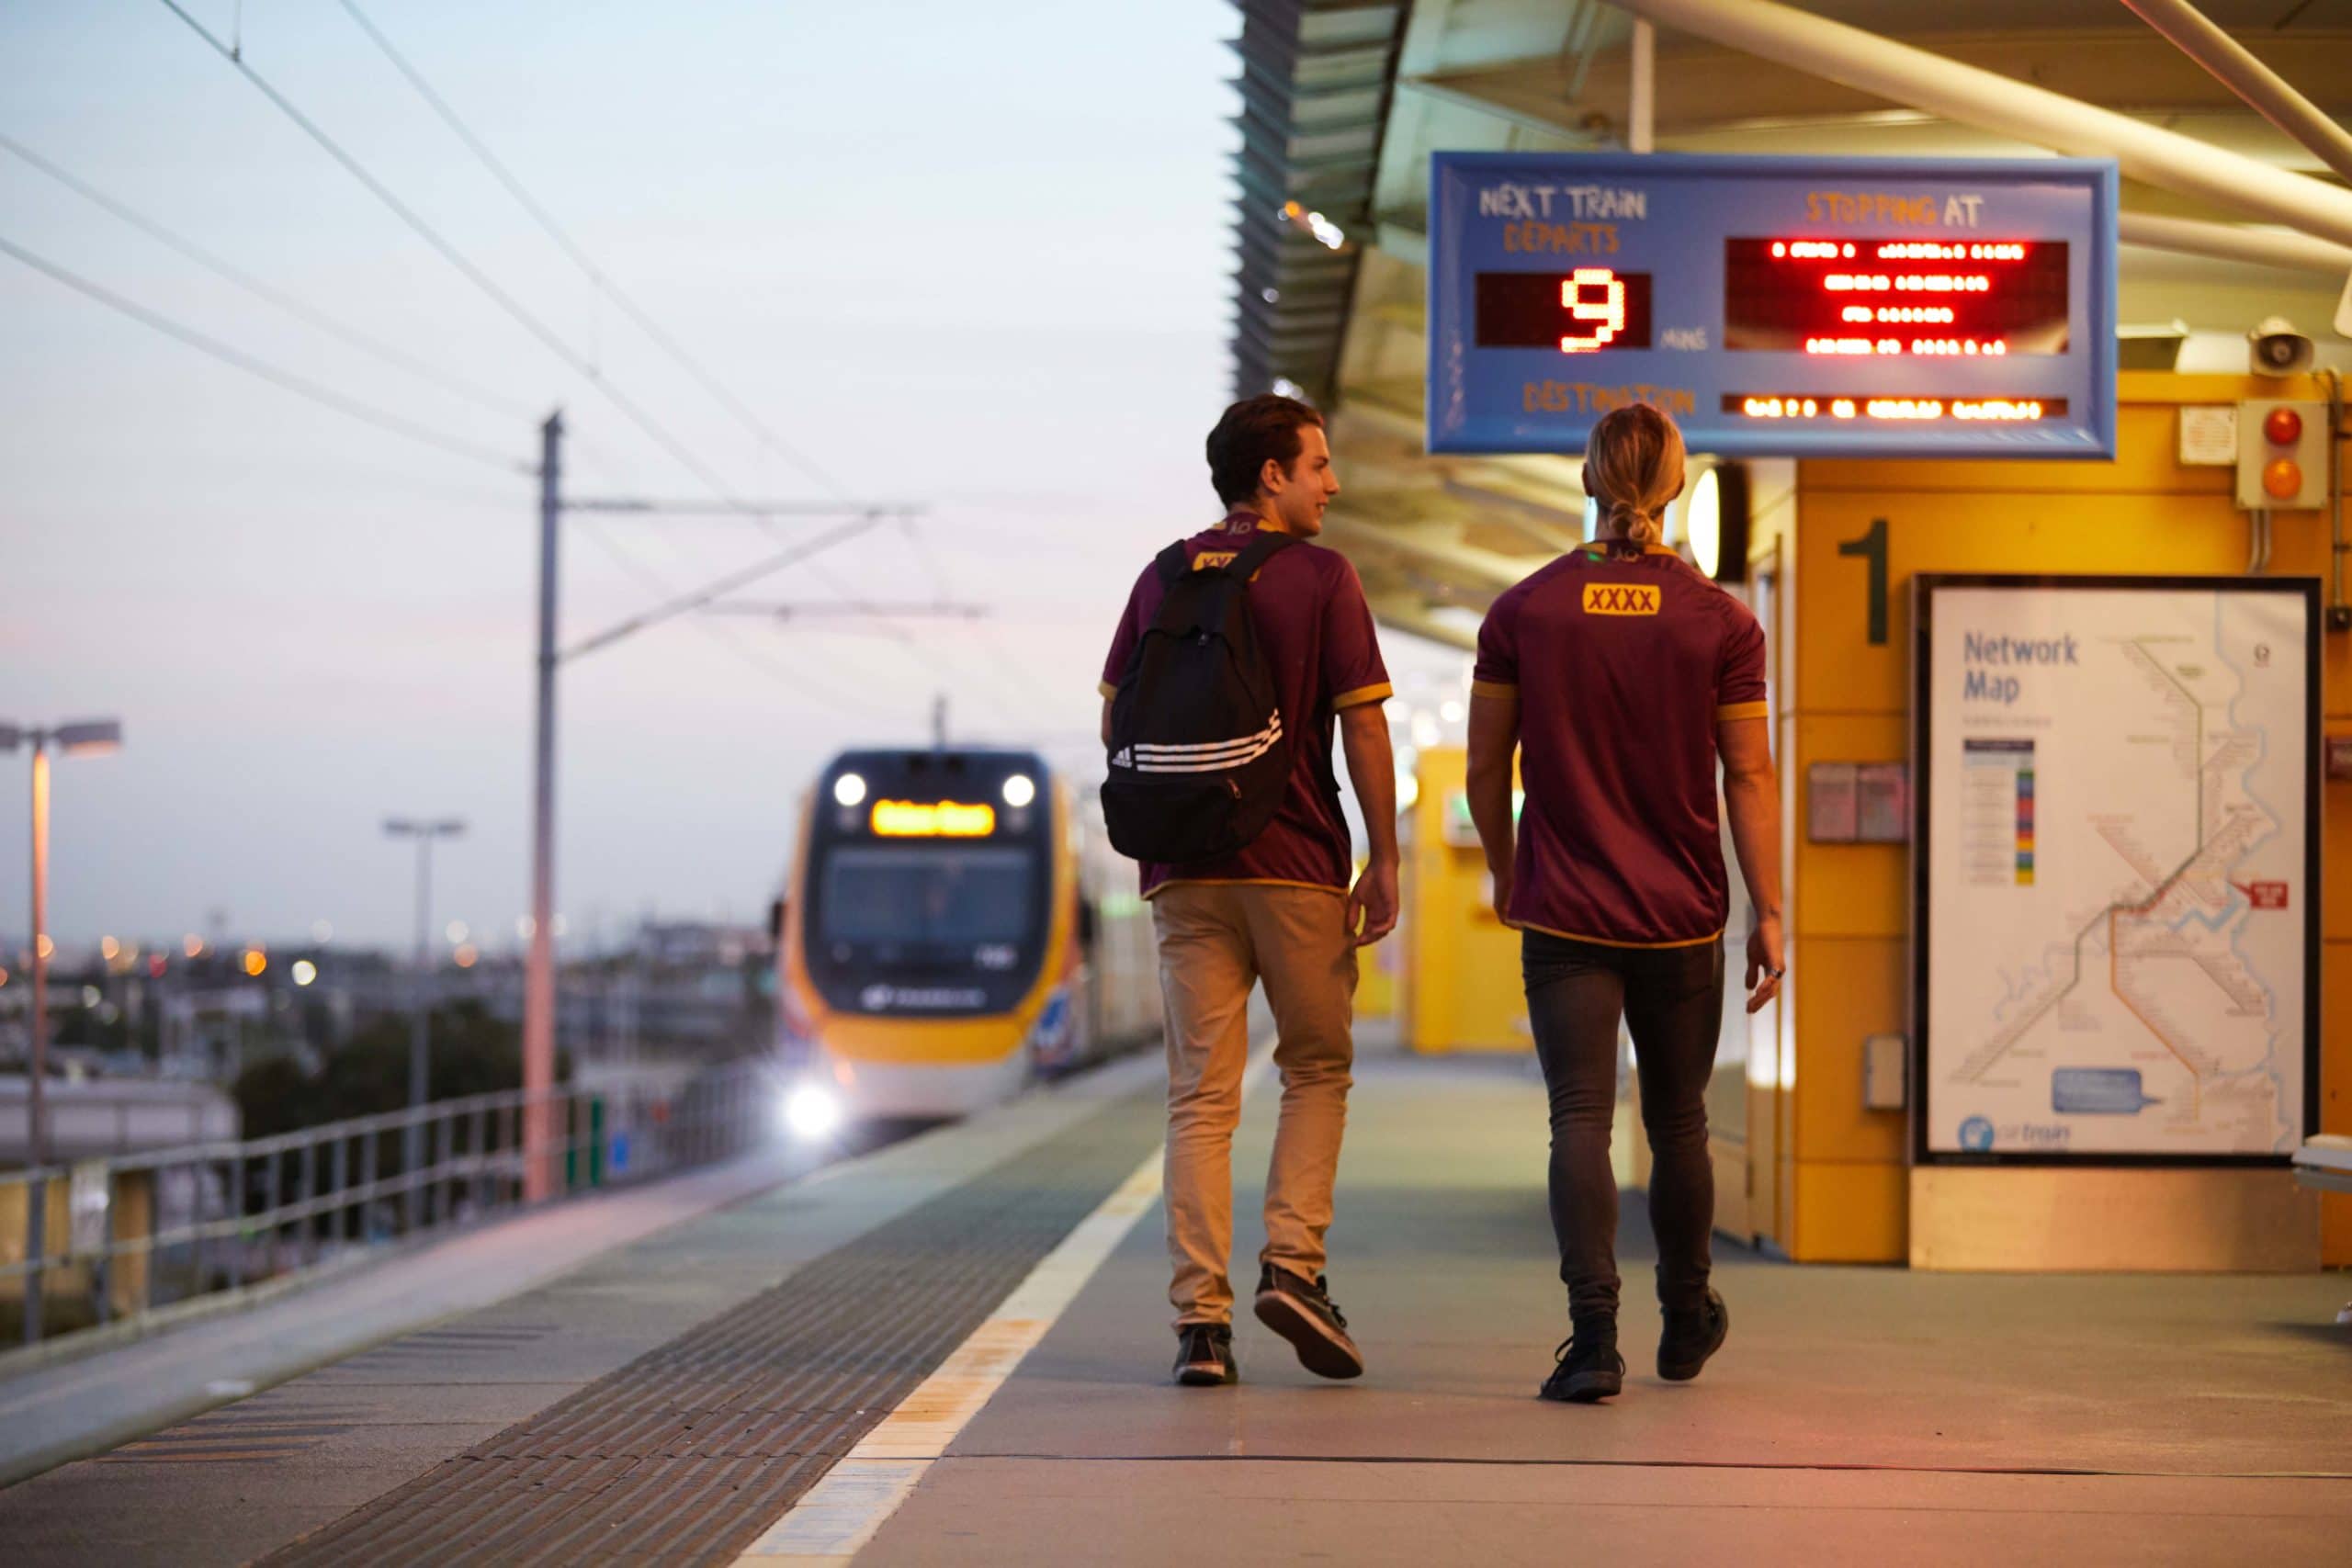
top-left (1102, 530), bottom-right (1296, 863)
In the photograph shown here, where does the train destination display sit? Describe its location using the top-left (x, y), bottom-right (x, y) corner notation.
top-left (1911, 576), bottom-right (2319, 1164)
top-left (1428, 152), bottom-right (2118, 458)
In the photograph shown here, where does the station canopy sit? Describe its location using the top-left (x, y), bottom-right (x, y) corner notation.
top-left (1227, 0), bottom-right (2352, 647)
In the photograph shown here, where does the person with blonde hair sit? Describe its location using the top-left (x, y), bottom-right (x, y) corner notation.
top-left (1464, 401), bottom-right (1783, 1404)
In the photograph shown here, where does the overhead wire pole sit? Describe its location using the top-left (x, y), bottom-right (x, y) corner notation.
top-left (526, 414), bottom-right (561, 1200)
top-left (518, 414), bottom-right (923, 1199)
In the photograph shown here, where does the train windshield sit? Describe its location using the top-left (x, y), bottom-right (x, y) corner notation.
top-left (818, 847), bottom-right (1035, 946)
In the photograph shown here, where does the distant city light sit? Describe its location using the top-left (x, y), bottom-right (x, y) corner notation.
top-left (517, 916), bottom-right (535, 941)
top-left (147, 955), bottom-right (166, 978)
top-left (81, 985), bottom-right (101, 1007)
top-left (242, 948), bottom-right (267, 977)
top-left (99, 936), bottom-right (119, 961)
top-left (454, 943), bottom-right (480, 969)
top-left (0, 967), bottom-right (9, 987)
top-left (184, 934), bottom-right (205, 958)
top-left (291, 959), bottom-right (319, 987)
top-left (1001, 773), bottom-right (1036, 809)
top-left (446, 920), bottom-right (469, 945)
top-left (311, 919), bottom-right (334, 944)
top-left (36, 935), bottom-right (54, 960)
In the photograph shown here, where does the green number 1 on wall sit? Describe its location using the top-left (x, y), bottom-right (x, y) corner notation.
top-left (1838, 517), bottom-right (1889, 647)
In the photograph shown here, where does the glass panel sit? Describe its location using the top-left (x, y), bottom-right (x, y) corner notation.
top-left (819, 848), bottom-right (1035, 946)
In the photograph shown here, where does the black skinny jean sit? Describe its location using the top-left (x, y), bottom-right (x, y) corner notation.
top-left (1521, 930), bottom-right (1725, 1325)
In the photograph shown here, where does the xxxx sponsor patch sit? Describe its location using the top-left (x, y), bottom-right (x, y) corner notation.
top-left (1581, 582), bottom-right (1660, 616)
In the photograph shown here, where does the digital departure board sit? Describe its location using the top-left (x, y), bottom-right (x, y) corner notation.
top-left (1428, 152), bottom-right (2118, 458)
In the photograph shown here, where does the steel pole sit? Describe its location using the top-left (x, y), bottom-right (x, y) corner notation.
top-left (405, 832), bottom-right (431, 1230)
top-left (26, 739), bottom-right (48, 1169)
top-left (24, 739), bottom-right (49, 1344)
top-left (2119, 0), bottom-right (2352, 187)
top-left (523, 412), bottom-right (562, 1201)
top-left (1628, 18), bottom-right (1656, 153)
top-left (1609, 0), bottom-right (2352, 253)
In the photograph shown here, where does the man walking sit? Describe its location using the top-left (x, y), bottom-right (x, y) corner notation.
top-left (1098, 393), bottom-right (1398, 1387)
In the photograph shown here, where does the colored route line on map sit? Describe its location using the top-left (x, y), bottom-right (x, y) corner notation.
top-left (2109, 906), bottom-right (2200, 1116)
top-left (1954, 638), bottom-right (2220, 1089)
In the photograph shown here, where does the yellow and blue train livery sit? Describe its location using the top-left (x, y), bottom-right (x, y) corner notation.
top-left (777, 746), bottom-right (1149, 1124)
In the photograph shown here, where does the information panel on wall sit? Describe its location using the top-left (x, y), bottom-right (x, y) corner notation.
top-left (1427, 152), bottom-right (2118, 459)
top-left (1911, 575), bottom-right (2319, 1165)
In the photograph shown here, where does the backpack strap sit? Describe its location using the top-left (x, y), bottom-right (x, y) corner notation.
top-left (1153, 528), bottom-right (1296, 586)
top-left (1223, 528), bottom-right (1297, 580)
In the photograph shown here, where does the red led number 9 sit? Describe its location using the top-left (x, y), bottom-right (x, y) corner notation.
top-left (1559, 267), bottom-right (1626, 353)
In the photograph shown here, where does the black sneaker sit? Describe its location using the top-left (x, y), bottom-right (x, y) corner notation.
top-left (1657, 1287), bottom-right (1729, 1382)
top-left (1539, 1329), bottom-right (1624, 1404)
top-left (1173, 1323), bottom-right (1238, 1387)
top-left (1251, 1264), bottom-right (1364, 1380)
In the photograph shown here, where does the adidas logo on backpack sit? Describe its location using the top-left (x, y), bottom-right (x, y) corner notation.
top-left (1102, 531), bottom-right (1295, 864)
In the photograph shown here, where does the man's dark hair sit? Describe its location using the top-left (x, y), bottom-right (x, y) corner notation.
top-left (1205, 394), bottom-right (1325, 508)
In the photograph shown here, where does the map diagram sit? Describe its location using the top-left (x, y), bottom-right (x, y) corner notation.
top-left (1921, 582), bottom-right (2311, 1157)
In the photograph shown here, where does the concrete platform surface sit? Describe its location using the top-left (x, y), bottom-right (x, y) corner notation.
top-left (0, 1050), bottom-right (1163, 1567)
top-left (1, 1035), bottom-right (2344, 1566)
top-left (859, 1045), bottom-right (2352, 1565)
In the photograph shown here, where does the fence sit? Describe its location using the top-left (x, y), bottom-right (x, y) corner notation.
top-left (0, 1060), bottom-right (776, 1352)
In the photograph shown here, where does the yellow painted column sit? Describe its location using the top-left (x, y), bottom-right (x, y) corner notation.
top-left (1402, 746), bottom-right (1530, 1053)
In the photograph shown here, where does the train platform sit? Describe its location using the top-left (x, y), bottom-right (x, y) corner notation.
top-left (3, 1031), bottom-right (2347, 1566)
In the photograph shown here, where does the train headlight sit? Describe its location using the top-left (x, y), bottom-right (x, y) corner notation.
top-left (832, 772), bottom-right (867, 807)
top-left (1002, 773), bottom-right (1036, 808)
top-left (781, 1083), bottom-right (842, 1141)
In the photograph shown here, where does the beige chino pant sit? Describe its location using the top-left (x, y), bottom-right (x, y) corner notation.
top-left (1151, 882), bottom-right (1357, 1327)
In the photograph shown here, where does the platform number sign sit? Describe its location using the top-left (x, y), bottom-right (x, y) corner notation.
top-left (1428, 152), bottom-right (2119, 459)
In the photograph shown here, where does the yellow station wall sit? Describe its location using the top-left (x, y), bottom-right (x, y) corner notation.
top-left (1754, 371), bottom-right (2350, 1265)
top-left (1403, 746), bottom-right (1530, 1052)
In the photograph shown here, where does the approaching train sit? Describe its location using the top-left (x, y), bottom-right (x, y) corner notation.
top-left (774, 745), bottom-right (1158, 1127)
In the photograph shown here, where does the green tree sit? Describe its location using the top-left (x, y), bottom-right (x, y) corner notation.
top-left (233, 1001), bottom-right (558, 1136)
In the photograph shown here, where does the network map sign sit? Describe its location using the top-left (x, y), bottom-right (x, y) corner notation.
top-left (1426, 152), bottom-right (2119, 459)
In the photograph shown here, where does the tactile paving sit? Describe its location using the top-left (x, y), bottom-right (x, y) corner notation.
top-left (261, 1086), bottom-right (1161, 1566)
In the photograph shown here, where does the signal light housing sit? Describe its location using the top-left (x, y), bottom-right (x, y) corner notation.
top-left (2236, 399), bottom-right (2328, 511)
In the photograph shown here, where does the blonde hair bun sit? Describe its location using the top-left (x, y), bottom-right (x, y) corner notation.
top-left (1586, 403), bottom-right (1686, 547)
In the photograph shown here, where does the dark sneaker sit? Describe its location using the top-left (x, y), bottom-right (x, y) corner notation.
top-left (1173, 1323), bottom-right (1238, 1387)
top-left (1657, 1287), bottom-right (1730, 1382)
top-left (1540, 1328), bottom-right (1624, 1404)
top-left (1252, 1265), bottom-right (1364, 1380)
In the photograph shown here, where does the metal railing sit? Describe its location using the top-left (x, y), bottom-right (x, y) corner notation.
top-left (1, 1061), bottom-right (777, 1352)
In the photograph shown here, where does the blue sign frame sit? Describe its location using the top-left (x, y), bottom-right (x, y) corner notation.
top-left (1427, 152), bottom-right (2119, 459)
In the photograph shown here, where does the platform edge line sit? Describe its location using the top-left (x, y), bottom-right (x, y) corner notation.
top-left (729, 1046), bottom-right (1272, 1564)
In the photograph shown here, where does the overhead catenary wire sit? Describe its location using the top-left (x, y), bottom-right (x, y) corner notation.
top-left (571, 522), bottom-right (871, 717)
top-left (152, 0), bottom-right (792, 514)
top-left (0, 131), bottom-right (535, 422)
top-left (334, 0), bottom-right (846, 497)
top-left (0, 231), bottom-right (529, 474)
top-left (153, 0), bottom-right (950, 726)
top-left (327, 0), bottom-right (957, 682)
top-left (565, 513), bottom-right (894, 662)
